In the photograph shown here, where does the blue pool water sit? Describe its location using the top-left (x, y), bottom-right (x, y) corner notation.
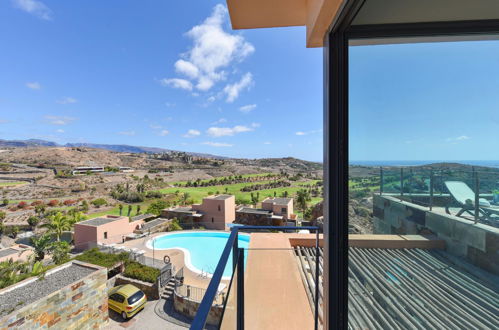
top-left (147, 232), bottom-right (250, 278)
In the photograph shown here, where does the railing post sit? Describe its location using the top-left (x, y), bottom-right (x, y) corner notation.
top-left (233, 229), bottom-right (239, 272)
top-left (314, 229), bottom-right (320, 330)
top-left (429, 170), bottom-right (434, 211)
top-left (380, 167), bottom-right (383, 195)
top-left (237, 248), bottom-right (245, 330)
top-left (474, 172), bottom-right (480, 224)
top-left (400, 168), bottom-right (404, 198)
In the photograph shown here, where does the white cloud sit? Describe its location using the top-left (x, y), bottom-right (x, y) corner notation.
top-left (295, 129), bottom-right (322, 136)
top-left (159, 78), bottom-right (193, 91)
top-left (223, 72), bottom-right (253, 102)
top-left (150, 124), bottom-right (162, 130)
top-left (174, 59), bottom-right (200, 79)
top-left (165, 102), bottom-right (176, 108)
top-left (207, 96), bottom-right (216, 103)
top-left (158, 130), bottom-right (169, 136)
top-left (183, 129), bottom-right (201, 138)
top-left (56, 129), bottom-right (64, 133)
top-left (26, 82), bottom-right (41, 90)
top-left (56, 97), bottom-right (77, 104)
top-left (202, 141), bottom-right (233, 147)
top-left (118, 130), bottom-right (136, 136)
top-left (239, 104), bottom-right (256, 113)
top-left (212, 118), bottom-right (227, 125)
top-left (263, 141), bottom-right (271, 145)
top-left (446, 135), bottom-right (471, 142)
top-left (12, 0), bottom-right (53, 20)
top-left (207, 125), bottom-right (254, 137)
top-left (45, 115), bottom-right (76, 125)
top-left (163, 4), bottom-right (254, 93)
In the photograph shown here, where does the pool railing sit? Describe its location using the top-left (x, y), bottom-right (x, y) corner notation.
top-left (191, 225), bottom-right (320, 330)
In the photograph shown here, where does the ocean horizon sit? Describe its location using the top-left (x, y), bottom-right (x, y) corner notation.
top-left (349, 160), bottom-right (499, 168)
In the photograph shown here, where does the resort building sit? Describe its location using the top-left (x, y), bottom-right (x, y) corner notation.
top-left (74, 215), bottom-right (144, 250)
top-left (261, 197), bottom-right (294, 218)
top-left (161, 195), bottom-right (236, 230)
top-left (71, 166), bottom-right (105, 175)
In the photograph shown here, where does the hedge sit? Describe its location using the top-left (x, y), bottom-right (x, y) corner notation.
top-left (124, 261), bottom-right (160, 283)
top-left (74, 248), bottom-right (128, 269)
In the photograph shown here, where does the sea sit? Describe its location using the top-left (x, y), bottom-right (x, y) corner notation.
top-left (349, 160), bottom-right (499, 168)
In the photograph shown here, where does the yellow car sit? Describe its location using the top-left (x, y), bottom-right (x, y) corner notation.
top-left (108, 284), bottom-right (147, 320)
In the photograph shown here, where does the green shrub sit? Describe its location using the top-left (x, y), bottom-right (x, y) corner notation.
top-left (75, 248), bottom-right (128, 268)
top-left (124, 261), bottom-right (160, 283)
top-left (146, 200), bottom-right (169, 216)
top-left (91, 198), bottom-right (107, 208)
top-left (169, 218), bottom-right (182, 231)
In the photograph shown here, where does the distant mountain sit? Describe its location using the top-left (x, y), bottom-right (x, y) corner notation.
top-left (0, 139), bottom-right (58, 147)
top-left (0, 139), bottom-right (225, 159)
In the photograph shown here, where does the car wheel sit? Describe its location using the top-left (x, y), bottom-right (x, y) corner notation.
top-left (121, 311), bottom-right (128, 320)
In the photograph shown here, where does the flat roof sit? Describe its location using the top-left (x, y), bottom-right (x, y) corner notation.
top-left (263, 197), bottom-right (292, 205)
top-left (131, 213), bottom-right (155, 222)
top-left (77, 216), bottom-right (122, 226)
top-left (237, 207), bottom-right (272, 215)
top-left (170, 207), bottom-right (194, 213)
top-left (0, 263), bottom-right (98, 318)
top-left (208, 194), bottom-right (233, 200)
top-left (140, 218), bottom-right (169, 231)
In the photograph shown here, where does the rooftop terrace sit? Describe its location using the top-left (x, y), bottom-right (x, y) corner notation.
top-left (78, 216), bottom-right (123, 226)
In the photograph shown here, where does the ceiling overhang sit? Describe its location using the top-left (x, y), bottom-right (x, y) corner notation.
top-left (226, 0), bottom-right (499, 47)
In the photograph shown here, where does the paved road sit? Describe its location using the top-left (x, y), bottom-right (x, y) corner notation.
top-left (106, 300), bottom-right (187, 330)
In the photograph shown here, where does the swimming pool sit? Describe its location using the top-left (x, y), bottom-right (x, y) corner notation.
top-left (146, 232), bottom-right (250, 278)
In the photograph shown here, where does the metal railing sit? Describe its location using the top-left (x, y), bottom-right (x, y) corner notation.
top-left (191, 225), bottom-right (320, 330)
top-left (378, 166), bottom-right (499, 225)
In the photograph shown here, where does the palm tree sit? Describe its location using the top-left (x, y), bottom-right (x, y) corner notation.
top-left (136, 205), bottom-right (141, 215)
top-left (31, 234), bottom-right (51, 261)
top-left (127, 205), bottom-right (132, 216)
top-left (296, 189), bottom-right (311, 215)
top-left (41, 212), bottom-right (71, 241)
top-left (118, 204), bottom-right (123, 216)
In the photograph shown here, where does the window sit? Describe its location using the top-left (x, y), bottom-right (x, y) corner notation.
top-left (281, 207), bottom-right (287, 213)
top-left (218, 205), bottom-right (221, 211)
top-left (211, 217), bottom-right (214, 223)
top-left (127, 291), bottom-right (145, 305)
top-left (103, 232), bottom-right (108, 239)
top-left (110, 293), bottom-right (124, 303)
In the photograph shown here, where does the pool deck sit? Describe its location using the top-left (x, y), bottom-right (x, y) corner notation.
top-left (121, 231), bottom-right (229, 291)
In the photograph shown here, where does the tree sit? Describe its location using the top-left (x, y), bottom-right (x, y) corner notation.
top-left (79, 200), bottom-right (89, 213)
top-left (27, 216), bottom-right (40, 229)
top-left (250, 192), bottom-right (259, 207)
top-left (68, 209), bottom-right (86, 224)
top-left (41, 212), bottom-right (71, 241)
top-left (11, 226), bottom-right (19, 239)
top-left (31, 234), bottom-right (51, 261)
top-left (136, 205), bottom-right (141, 215)
top-left (118, 204), bottom-right (123, 216)
top-left (48, 241), bottom-right (70, 265)
top-left (146, 200), bottom-right (168, 216)
top-left (127, 204), bottom-right (132, 217)
top-left (181, 192), bottom-right (190, 205)
top-left (0, 211), bottom-right (6, 222)
top-left (2, 199), bottom-right (8, 206)
top-left (91, 198), bottom-right (107, 208)
top-left (296, 189), bottom-right (311, 216)
top-left (35, 204), bottom-right (46, 216)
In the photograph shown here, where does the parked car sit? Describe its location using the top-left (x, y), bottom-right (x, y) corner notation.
top-left (108, 284), bottom-right (147, 320)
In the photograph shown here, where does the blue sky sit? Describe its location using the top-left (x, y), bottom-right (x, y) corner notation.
top-left (0, 1), bottom-right (498, 162)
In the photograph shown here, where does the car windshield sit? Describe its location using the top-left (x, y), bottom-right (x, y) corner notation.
top-left (127, 291), bottom-right (145, 305)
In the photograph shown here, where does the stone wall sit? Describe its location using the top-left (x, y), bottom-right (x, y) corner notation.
top-left (173, 292), bottom-right (222, 326)
top-left (0, 261), bottom-right (108, 329)
top-left (373, 194), bottom-right (499, 275)
top-left (114, 274), bottom-right (159, 300)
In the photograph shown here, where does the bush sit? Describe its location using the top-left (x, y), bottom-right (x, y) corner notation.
top-left (17, 201), bottom-right (27, 209)
top-left (169, 218), bottom-right (182, 231)
top-left (75, 248), bottom-right (129, 269)
top-left (91, 198), bottom-right (107, 208)
top-left (27, 216), bottom-right (40, 228)
top-left (145, 191), bottom-right (162, 199)
top-left (48, 241), bottom-right (71, 265)
top-left (63, 199), bottom-right (76, 206)
top-left (146, 200), bottom-right (169, 216)
top-left (0, 211), bottom-right (6, 221)
top-left (48, 200), bottom-right (59, 207)
top-left (124, 261), bottom-right (160, 283)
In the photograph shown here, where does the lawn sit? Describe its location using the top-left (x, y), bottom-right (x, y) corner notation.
top-left (168, 172), bottom-right (275, 186)
top-left (0, 181), bottom-right (27, 187)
